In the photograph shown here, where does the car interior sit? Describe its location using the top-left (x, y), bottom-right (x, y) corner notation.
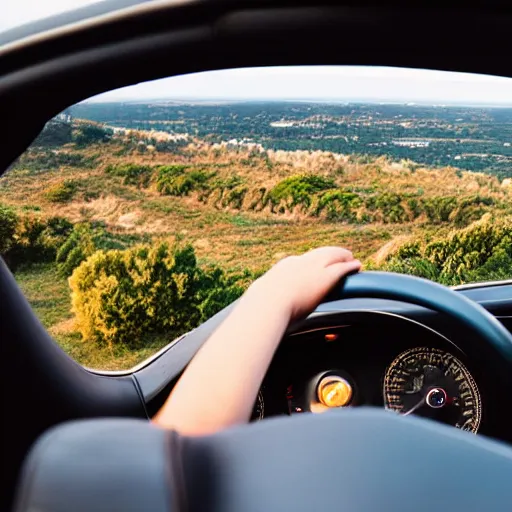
top-left (1, 1), bottom-right (512, 511)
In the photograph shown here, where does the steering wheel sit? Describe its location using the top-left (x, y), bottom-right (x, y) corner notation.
top-left (330, 271), bottom-right (512, 367)
top-left (14, 271), bottom-right (512, 512)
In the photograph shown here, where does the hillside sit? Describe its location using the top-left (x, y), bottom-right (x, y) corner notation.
top-left (1, 120), bottom-right (511, 369)
top-left (5, 132), bottom-right (511, 268)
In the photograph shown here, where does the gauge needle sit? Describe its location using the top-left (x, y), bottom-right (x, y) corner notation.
top-left (403, 396), bottom-right (426, 416)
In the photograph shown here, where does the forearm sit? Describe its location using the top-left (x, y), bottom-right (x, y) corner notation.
top-left (153, 285), bottom-right (291, 435)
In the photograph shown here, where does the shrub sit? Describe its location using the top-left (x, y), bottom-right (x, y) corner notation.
top-left (314, 190), bottom-right (361, 221)
top-left (463, 248), bottom-right (512, 282)
top-left (13, 150), bottom-right (89, 172)
top-left (214, 175), bottom-right (244, 190)
top-left (2, 215), bottom-right (73, 270)
top-left (105, 163), bottom-right (153, 187)
top-left (74, 124), bottom-right (112, 147)
top-left (424, 217), bottom-right (512, 278)
top-left (248, 187), bottom-right (267, 211)
top-left (406, 198), bottom-right (422, 219)
top-left (381, 216), bottom-right (512, 285)
top-left (394, 240), bottom-right (421, 260)
top-left (451, 195), bottom-right (495, 226)
top-left (45, 180), bottom-right (78, 203)
top-left (267, 174), bottom-right (335, 212)
top-left (422, 196), bottom-right (458, 223)
top-left (366, 193), bottom-right (406, 223)
top-left (69, 244), bottom-right (247, 346)
top-left (33, 120), bottom-right (73, 147)
top-left (154, 139), bottom-right (188, 153)
top-left (0, 204), bottom-right (19, 254)
top-left (56, 222), bottom-right (128, 276)
top-left (156, 165), bottom-right (212, 196)
top-left (383, 257), bottom-right (441, 282)
top-left (196, 266), bottom-right (247, 322)
top-left (223, 186), bottom-right (248, 209)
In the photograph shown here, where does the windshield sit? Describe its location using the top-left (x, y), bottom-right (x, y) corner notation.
top-left (3, 66), bottom-right (511, 371)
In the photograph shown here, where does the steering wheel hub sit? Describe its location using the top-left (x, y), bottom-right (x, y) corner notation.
top-left (426, 387), bottom-right (447, 409)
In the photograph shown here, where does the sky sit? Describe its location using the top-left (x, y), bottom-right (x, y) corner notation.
top-left (2, 0), bottom-right (511, 106)
top-left (1, 0), bottom-right (105, 31)
top-left (89, 67), bottom-right (512, 106)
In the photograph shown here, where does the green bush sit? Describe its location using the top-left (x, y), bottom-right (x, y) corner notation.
top-left (383, 257), bottom-right (441, 282)
top-left (2, 215), bottom-right (73, 270)
top-left (45, 180), bottom-right (78, 203)
top-left (69, 243), bottom-right (247, 346)
top-left (366, 192), bottom-right (406, 223)
top-left (105, 163), bottom-right (153, 187)
top-left (74, 124), bottom-right (112, 147)
top-left (196, 266), bottom-right (248, 322)
top-left (56, 222), bottom-right (128, 276)
top-left (394, 240), bottom-right (421, 260)
top-left (0, 204), bottom-right (19, 254)
top-left (214, 175), bottom-right (244, 190)
top-left (223, 186), bottom-right (248, 209)
top-left (406, 198), bottom-right (422, 219)
top-left (154, 139), bottom-right (188, 153)
top-left (424, 217), bottom-right (512, 279)
top-left (314, 190), bottom-right (361, 221)
top-left (156, 165), bottom-right (212, 196)
top-left (451, 195), bottom-right (495, 226)
top-left (462, 248), bottom-right (512, 282)
top-left (381, 217), bottom-right (512, 285)
top-left (267, 174), bottom-right (335, 212)
top-left (13, 150), bottom-right (90, 172)
top-left (422, 196), bottom-right (458, 223)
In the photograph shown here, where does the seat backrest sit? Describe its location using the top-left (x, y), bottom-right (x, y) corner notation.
top-left (13, 419), bottom-right (174, 512)
top-left (13, 409), bottom-right (512, 512)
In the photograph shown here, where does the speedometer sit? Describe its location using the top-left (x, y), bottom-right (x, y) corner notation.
top-left (383, 347), bottom-right (482, 433)
top-left (250, 390), bottom-right (265, 421)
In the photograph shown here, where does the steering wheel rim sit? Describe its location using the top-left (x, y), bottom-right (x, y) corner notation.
top-left (321, 271), bottom-right (512, 377)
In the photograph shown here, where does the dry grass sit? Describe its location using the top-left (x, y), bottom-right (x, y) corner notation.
top-left (5, 141), bottom-right (511, 370)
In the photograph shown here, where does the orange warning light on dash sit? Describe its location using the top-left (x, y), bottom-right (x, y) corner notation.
top-left (324, 333), bottom-right (339, 342)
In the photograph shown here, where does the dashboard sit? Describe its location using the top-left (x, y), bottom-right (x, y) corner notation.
top-left (140, 280), bottom-right (512, 443)
top-left (251, 310), bottom-right (506, 439)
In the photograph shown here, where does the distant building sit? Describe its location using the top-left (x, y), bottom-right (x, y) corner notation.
top-left (270, 121), bottom-right (295, 128)
top-left (55, 109), bottom-right (73, 123)
top-left (392, 139), bottom-right (430, 148)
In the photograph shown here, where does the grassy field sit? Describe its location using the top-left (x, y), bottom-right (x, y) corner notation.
top-left (15, 263), bottom-right (173, 370)
top-left (3, 130), bottom-right (511, 370)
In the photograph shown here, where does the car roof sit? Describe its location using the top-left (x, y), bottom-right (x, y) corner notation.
top-left (2, 1), bottom-right (512, 52)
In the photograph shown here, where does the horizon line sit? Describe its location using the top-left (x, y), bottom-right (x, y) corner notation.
top-left (80, 97), bottom-right (512, 108)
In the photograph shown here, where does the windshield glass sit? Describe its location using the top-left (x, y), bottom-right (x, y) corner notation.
top-left (3, 66), bottom-right (511, 371)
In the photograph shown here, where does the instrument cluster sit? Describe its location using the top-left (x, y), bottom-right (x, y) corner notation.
top-left (251, 321), bottom-right (484, 435)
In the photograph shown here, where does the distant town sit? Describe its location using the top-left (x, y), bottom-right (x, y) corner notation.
top-left (71, 101), bottom-right (512, 178)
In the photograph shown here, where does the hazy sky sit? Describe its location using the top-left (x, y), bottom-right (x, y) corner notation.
top-left (2, 1), bottom-right (511, 106)
top-left (1, 0), bottom-right (104, 31)
top-left (90, 67), bottom-right (512, 106)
